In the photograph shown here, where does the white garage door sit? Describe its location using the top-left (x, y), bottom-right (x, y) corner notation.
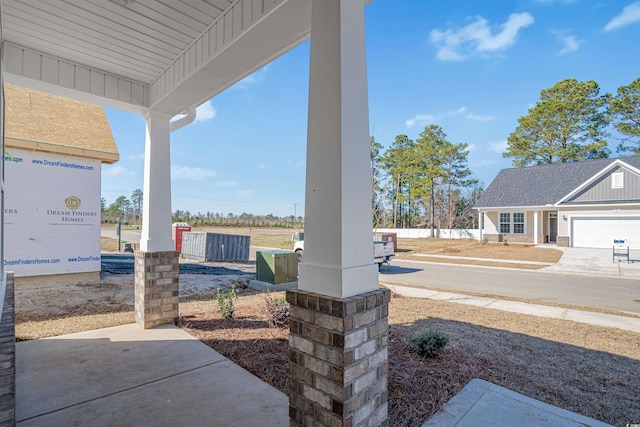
top-left (572, 217), bottom-right (640, 249)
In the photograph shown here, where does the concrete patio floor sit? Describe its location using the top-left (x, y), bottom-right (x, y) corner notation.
top-left (16, 324), bottom-right (288, 426)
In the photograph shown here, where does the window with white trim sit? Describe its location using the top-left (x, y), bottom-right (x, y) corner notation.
top-left (499, 213), bottom-right (510, 233)
top-left (513, 212), bottom-right (524, 234)
top-left (612, 172), bottom-right (623, 189)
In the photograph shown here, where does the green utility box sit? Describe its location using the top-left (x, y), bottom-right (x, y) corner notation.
top-left (256, 250), bottom-right (298, 285)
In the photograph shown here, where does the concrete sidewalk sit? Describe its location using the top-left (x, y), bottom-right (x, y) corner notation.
top-left (424, 379), bottom-right (612, 427)
top-left (413, 246), bottom-right (640, 278)
top-left (542, 247), bottom-right (640, 278)
top-left (384, 283), bottom-right (640, 333)
top-left (16, 324), bottom-right (288, 426)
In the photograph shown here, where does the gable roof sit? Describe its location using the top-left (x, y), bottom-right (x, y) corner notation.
top-left (4, 84), bottom-right (119, 164)
top-left (475, 156), bottom-right (640, 208)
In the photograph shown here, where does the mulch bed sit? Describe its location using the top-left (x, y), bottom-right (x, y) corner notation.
top-left (180, 293), bottom-right (640, 427)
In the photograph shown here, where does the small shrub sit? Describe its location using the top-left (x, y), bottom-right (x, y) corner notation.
top-left (264, 293), bottom-right (290, 328)
top-left (215, 284), bottom-right (237, 319)
top-left (503, 238), bottom-right (509, 246)
top-left (407, 329), bottom-right (450, 358)
top-left (481, 237), bottom-right (489, 245)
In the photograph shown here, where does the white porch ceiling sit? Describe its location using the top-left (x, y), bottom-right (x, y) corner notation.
top-left (0, 0), bottom-right (313, 115)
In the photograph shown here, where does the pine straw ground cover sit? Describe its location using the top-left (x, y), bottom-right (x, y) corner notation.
top-left (179, 291), bottom-right (640, 427)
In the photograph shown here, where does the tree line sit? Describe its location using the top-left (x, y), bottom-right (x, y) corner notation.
top-left (370, 126), bottom-right (480, 235)
top-left (370, 76), bottom-right (639, 232)
top-left (101, 190), bottom-right (303, 228)
top-left (504, 77), bottom-right (639, 165)
top-left (102, 77), bottom-right (638, 232)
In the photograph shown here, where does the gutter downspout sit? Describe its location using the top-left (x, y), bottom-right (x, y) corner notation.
top-left (169, 108), bottom-right (196, 133)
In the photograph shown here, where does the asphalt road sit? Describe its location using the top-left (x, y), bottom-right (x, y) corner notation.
top-left (380, 259), bottom-right (640, 315)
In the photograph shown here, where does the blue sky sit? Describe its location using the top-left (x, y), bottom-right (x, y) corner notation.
top-left (102, 0), bottom-right (640, 218)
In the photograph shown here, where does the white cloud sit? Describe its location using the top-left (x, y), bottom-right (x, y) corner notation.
top-left (237, 190), bottom-right (255, 197)
top-left (550, 30), bottom-right (583, 54)
top-left (171, 165), bottom-right (217, 180)
top-left (128, 153), bottom-right (145, 160)
top-left (195, 101), bottom-right (216, 122)
top-left (235, 64), bottom-right (270, 89)
top-left (604, 2), bottom-right (640, 31)
top-left (257, 163), bottom-right (267, 170)
top-left (466, 113), bottom-right (494, 121)
top-left (287, 160), bottom-right (304, 171)
top-left (103, 165), bottom-right (135, 177)
top-left (212, 180), bottom-right (238, 188)
top-left (430, 13), bottom-right (534, 61)
top-left (405, 114), bottom-right (435, 127)
top-left (559, 34), bottom-right (583, 54)
top-left (467, 144), bottom-right (477, 151)
top-left (488, 140), bottom-right (508, 152)
top-left (452, 107), bottom-right (467, 115)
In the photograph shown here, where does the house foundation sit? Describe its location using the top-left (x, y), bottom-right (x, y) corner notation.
top-left (287, 288), bottom-right (390, 427)
top-left (134, 250), bottom-right (179, 329)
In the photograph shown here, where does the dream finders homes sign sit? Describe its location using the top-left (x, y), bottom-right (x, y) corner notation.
top-left (4, 148), bottom-right (101, 276)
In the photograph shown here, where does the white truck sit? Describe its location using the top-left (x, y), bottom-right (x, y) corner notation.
top-left (293, 239), bottom-right (395, 271)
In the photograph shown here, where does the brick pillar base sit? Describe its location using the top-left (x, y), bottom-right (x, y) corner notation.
top-left (0, 272), bottom-right (15, 426)
top-left (287, 288), bottom-right (390, 427)
top-left (134, 251), bottom-right (179, 329)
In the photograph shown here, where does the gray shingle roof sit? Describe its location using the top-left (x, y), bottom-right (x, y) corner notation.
top-left (475, 156), bottom-right (640, 208)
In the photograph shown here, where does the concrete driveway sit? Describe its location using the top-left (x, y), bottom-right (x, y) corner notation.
top-left (542, 247), bottom-right (640, 278)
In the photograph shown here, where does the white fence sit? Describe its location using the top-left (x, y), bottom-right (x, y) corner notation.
top-left (375, 228), bottom-right (480, 240)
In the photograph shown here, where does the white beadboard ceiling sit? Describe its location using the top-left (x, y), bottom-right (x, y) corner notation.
top-left (0, 0), bottom-right (312, 115)
top-left (2, 0), bottom-right (234, 84)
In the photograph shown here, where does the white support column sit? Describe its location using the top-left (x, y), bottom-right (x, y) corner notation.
top-left (140, 110), bottom-right (174, 252)
top-left (533, 210), bottom-right (539, 245)
top-left (299, 0), bottom-right (377, 299)
top-left (478, 210), bottom-right (484, 242)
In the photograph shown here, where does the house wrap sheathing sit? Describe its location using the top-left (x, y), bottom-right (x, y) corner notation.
top-left (3, 84), bottom-right (118, 280)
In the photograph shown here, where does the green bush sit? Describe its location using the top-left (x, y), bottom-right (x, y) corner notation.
top-left (215, 284), bottom-right (237, 319)
top-left (408, 329), bottom-right (450, 358)
top-left (264, 293), bottom-right (290, 328)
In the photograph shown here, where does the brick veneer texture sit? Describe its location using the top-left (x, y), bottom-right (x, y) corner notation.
top-left (0, 272), bottom-right (15, 426)
top-left (287, 288), bottom-right (390, 427)
top-left (134, 251), bottom-right (179, 329)
top-left (556, 236), bottom-right (569, 247)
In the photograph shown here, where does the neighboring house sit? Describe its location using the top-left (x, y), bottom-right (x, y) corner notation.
top-left (475, 157), bottom-right (640, 250)
top-left (3, 84), bottom-right (118, 281)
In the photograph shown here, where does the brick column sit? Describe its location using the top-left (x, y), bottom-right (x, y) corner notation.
top-left (287, 288), bottom-right (390, 427)
top-left (0, 272), bottom-right (15, 426)
top-left (134, 250), bottom-right (179, 329)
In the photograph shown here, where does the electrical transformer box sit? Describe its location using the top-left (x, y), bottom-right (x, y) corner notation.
top-left (256, 250), bottom-right (298, 284)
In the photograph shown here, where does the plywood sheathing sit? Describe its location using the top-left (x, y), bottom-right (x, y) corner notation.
top-left (4, 84), bottom-right (119, 164)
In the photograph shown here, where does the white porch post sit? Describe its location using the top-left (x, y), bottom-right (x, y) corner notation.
top-left (533, 210), bottom-right (539, 245)
top-left (288, 1), bottom-right (389, 426)
top-left (298, 0), bottom-right (378, 299)
top-left (140, 110), bottom-right (174, 252)
top-left (478, 210), bottom-right (484, 242)
top-left (135, 110), bottom-right (179, 329)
